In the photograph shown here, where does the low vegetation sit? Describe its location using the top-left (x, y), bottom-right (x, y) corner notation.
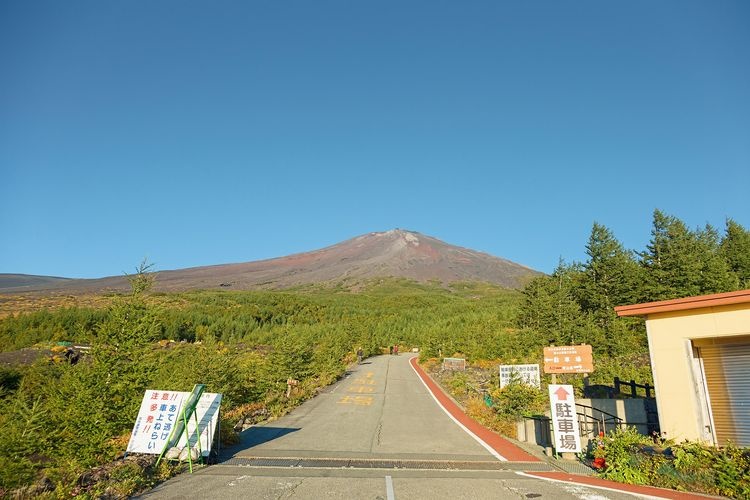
top-left (0, 210), bottom-right (748, 496)
top-left (593, 428), bottom-right (750, 498)
top-left (0, 279), bottom-right (524, 496)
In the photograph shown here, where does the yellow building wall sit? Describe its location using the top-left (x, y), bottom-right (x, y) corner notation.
top-left (646, 303), bottom-right (750, 443)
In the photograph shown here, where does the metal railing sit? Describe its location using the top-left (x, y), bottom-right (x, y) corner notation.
top-left (575, 402), bottom-right (623, 437)
top-left (614, 377), bottom-right (653, 398)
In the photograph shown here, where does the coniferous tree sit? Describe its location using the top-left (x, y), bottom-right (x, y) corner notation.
top-left (694, 223), bottom-right (737, 294)
top-left (640, 211), bottom-right (737, 300)
top-left (579, 222), bottom-right (642, 317)
top-left (640, 210), bottom-right (704, 300)
top-left (720, 219), bottom-right (750, 288)
top-left (575, 223), bottom-right (643, 355)
top-left (516, 260), bottom-right (587, 347)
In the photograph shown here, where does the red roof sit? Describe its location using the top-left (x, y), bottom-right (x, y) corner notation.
top-left (615, 289), bottom-right (750, 317)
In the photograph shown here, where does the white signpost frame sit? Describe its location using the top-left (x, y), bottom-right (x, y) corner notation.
top-left (127, 390), bottom-right (222, 457)
top-left (548, 384), bottom-right (582, 454)
top-left (499, 364), bottom-right (541, 388)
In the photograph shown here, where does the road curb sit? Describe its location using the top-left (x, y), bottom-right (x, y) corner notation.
top-left (410, 357), bottom-right (719, 500)
top-left (408, 356), bottom-right (540, 462)
top-left (520, 472), bottom-right (723, 499)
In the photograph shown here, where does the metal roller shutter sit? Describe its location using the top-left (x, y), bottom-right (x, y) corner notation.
top-left (700, 343), bottom-right (750, 447)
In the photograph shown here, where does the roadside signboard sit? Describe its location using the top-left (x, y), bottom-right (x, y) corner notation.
top-left (127, 390), bottom-right (222, 456)
top-left (175, 391), bottom-right (222, 454)
top-left (442, 357), bottom-right (466, 371)
top-left (543, 344), bottom-right (593, 374)
top-left (499, 364), bottom-right (541, 388)
top-left (548, 384), bottom-right (582, 453)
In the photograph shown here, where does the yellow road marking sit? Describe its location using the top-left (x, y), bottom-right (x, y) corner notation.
top-left (337, 395), bottom-right (373, 406)
top-left (352, 378), bottom-right (376, 385)
top-left (347, 386), bottom-right (374, 394)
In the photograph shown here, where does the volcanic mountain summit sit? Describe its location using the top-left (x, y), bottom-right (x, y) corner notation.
top-left (1, 230), bottom-right (541, 293)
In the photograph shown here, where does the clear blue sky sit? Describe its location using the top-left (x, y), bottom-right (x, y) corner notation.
top-left (2, 1), bottom-right (748, 278)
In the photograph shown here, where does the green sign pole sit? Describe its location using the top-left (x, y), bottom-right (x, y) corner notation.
top-left (157, 384), bottom-right (206, 472)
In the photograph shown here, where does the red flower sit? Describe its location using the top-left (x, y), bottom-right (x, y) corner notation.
top-left (592, 457), bottom-right (606, 470)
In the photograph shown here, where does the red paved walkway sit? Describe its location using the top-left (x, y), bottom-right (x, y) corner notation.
top-left (523, 472), bottom-right (720, 499)
top-left (409, 356), bottom-right (539, 462)
top-left (410, 356), bottom-right (719, 500)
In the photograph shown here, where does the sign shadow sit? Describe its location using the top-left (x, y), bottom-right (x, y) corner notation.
top-left (240, 426), bottom-right (301, 449)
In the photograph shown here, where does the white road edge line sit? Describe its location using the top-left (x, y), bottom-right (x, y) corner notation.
top-left (408, 356), bottom-right (508, 461)
top-left (385, 475), bottom-right (395, 500)
top-left (514, 471), bottom-right (668, 500)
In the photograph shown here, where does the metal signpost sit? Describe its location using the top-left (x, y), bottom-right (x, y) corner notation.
top-left (548, 384), bottom-right (582, 455)
top-left (157, 384), bottom-right (205, 471)
top-left (499, 364), bottom-right (541, 388)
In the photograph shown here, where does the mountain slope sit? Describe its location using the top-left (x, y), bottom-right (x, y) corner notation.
top-left (0, 274), bottom-right (75, 290)
top-left (0, 230), bottom-right (541, 294)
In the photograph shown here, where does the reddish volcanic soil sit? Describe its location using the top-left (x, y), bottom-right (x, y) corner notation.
top-left (0, 230), bottom-right (541, 294)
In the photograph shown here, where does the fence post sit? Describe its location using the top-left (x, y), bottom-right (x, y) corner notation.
top-left (645, 383), bottom-right (652, 398)
top-left (614, 377), bottom-right (621, 394)
top-left (629, 380), bottom-right (636, 397)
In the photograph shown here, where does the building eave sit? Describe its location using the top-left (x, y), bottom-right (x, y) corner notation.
top-left (614, 289), bottom-right (750, 317)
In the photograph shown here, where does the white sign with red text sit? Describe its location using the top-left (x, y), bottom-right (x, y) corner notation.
top-left (127, 390), bottom-right (222, 456)
top-left (548, 384), bottom-right (581, 453)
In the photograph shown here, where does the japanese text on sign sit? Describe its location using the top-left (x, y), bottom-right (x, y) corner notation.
top-left (548, 384), bottom-right (582, 453)
top-left (442, 357), bottom-right (466, 371)
top-left (499, 364), bottom-right (541, 388)
top-left (127, 390), bottom-right (183, 454)
top-left (127, 390), bottom-right (222, 456)
top-left (543, 345), bottom-right (593, 374)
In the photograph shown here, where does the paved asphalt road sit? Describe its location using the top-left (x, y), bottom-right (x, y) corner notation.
top-left (141, 354), bottom-right (653, 499)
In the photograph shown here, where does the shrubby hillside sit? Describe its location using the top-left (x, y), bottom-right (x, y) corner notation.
top-left (1, 210), bottom-right (747, 496)
top-left (0, 279), bottom-right (523, 495)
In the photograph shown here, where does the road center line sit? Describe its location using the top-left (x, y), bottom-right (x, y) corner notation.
top-left (385, 475), bottom-right (395, 500)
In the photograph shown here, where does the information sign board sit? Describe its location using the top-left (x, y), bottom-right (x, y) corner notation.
top-left (548, 384), bottom-right (582, 453)
top-left (126, 390), bottom-right (184, 454)
top-left (442, 357), bottom-right (466, 371)
top-left (127, 390), bottom-right (222, 456)
top-left (176, 392), bottom-right (222, 454)
top-left (543, 345), bottom-right (593, 374)
top-left (499, 364), bottom-right (541, 388)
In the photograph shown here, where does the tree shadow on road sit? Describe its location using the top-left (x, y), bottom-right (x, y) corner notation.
top-left (219, 426), bottom-right (301, 461)
top-left (240, 426), bottom-right (301, 448)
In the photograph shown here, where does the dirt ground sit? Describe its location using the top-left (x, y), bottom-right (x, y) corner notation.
top-left (0, 347), bottom-right (49, 367)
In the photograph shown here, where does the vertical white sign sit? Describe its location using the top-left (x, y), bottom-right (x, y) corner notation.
top-left (127, 390), bottom-right (184, 454)
top-left (175, 392), bottom-right (223, 456)
top-left (548, 384), bottom-right (581, 453)
top-left (127, 390), bottom-right (222, 456)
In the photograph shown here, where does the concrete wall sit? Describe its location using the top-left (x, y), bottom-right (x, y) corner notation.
top-left (577, 398), bottom-right (651, 435)
top-left (516, 398), bottom-right (655, 450)
top-left (645, 303), bottom-right (750, 444)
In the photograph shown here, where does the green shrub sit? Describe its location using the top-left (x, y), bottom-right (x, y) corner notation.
top-left (489, 382), bottom-right (547, 421)
top-left (594, 428), bottom-right (750, 498)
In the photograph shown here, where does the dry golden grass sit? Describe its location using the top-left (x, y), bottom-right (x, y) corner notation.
top-left (0, 293), bottom-right (191, 319)
top-left (0, 293), bottom-right (113, 318)
top-left (465, 395), bottom-right (517, 438)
